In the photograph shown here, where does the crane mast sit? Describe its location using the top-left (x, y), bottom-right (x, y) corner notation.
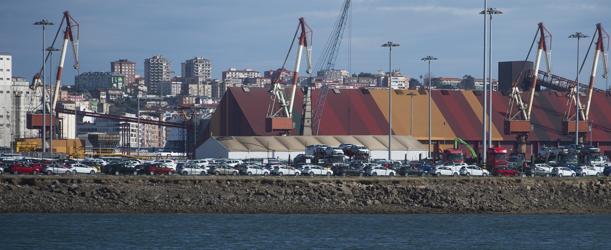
top-left (504, 23), bottom-right (551, 154)
top-left (266, 17), bottom-right (312, 133)
top-left (564, 23), bottom-right (608, 136)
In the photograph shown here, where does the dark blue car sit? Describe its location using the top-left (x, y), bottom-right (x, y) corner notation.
top-left (604, 166), bottom-right (611, 176)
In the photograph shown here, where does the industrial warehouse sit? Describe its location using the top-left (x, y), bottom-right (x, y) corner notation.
top-left (196, 83), bottom-right (611, 160)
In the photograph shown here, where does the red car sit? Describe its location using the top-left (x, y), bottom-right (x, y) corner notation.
top-left (492, 167), bottom-right (520, 177)
top-left (142, 164), bottom-right (175, 175)
top-left (10, 161), bottom-right (44, 175)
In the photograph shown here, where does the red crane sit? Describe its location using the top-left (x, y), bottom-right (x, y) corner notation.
top-left (266, 17), bottom-right (312, 133)
top-left (505, 22), bottom-right (552, 153)
top-left (563, 23), bottom-right (608, 137)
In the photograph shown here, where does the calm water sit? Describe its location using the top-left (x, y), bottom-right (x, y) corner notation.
top-left (0, 214), bottom-right (609, 249)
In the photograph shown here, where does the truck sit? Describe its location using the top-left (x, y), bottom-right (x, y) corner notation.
top-left (442, 148), bottom-right (464, 164)
top-left (487, 147), bottom-right (519, 176)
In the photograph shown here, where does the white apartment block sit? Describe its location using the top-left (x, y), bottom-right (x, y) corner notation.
top-left (144, 55), bottom-right (172, 96)
top-left (222, 68), bottom-right (261, 82)
top-left (0, 53), bottom-right (40, 148)
top-left (182, 57), bottom-right (212, 83)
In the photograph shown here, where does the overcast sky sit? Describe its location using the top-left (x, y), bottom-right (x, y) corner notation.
top-left (1, 0), bottom-right (609, 89)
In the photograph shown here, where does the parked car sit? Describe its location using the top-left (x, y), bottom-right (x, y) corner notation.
top-left (366, 165), bottom-right (396, 176)
top-left (155, 159), bottom-right (177, 169)
top-left (106, 162), bottom-right (138, 175)
top-left (208, 164), bottom-right (239, 176)
top-left (460, 165), bottom-right (489, 176)
top-left (66, 163), bottom-right (98, 175)
top-left (432, 166), bottom-right (457, 176)
top-left (180, 164), bottom-right (209, 175)
top-left (575, 166), bottom-right (600, 177)
top-left (492, 167), bottom-right (520, 177)
top-left (271, 165), bottom-right (301, 176)
top-left (398, 162), bottom-right (433, 177)
top-left (44, 163), bottom-right (73, 175)
top-left (237, 164), bottom-right (270, 176)
top-left (188, 159), bottom-right (215, 168)
top-left (604, 166), bottom-right (611, 176)
top-left (332, 163), bottom-right (364, 176)
top-left (300, 165), bottom-right (333, 176)
top-left (83, 158), bottom-right (108, 167)
top-left (533, 163), bottom-right (554, 177)
top-left (140, 164), bottom-right (176, 175)
top-left (325, 147), bottom-right (344, 156)
top-left (552, 167), bottom-right (576, 177)
top-left (10, 161), bottom-right (43, 175)
top-left (219, 159), bottom-right (243, 167)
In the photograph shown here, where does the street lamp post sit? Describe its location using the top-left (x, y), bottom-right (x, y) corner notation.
top-left (34, 19), bottom-right (54, 153)
top-left (421, 56), bottom-right (437, 160)
top-left (569, 32), bottom-right (588, 145)
top-left (480, 7), bottom-right (502, 147)
top-left (46, 46), bottom-right (59, 152)
top-left (480, 0), bottom-right (488, 164)
top-left (381, 41), bottom-right (399, 161)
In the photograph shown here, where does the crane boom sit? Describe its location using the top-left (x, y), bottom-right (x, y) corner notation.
top-left (584, 23), bottom-right (609, 120)
top-left (266, 17), bottom-right (312, 132)
top-left (564, 23), bottom-right (608, 135)
top-left (506, 23), bottom-right (551, 128)
top-left (51, 11), bottom-right (80, 111)
top-left (288, 18), bottom-right (312, 117)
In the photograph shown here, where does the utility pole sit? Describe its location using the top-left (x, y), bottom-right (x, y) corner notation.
top-left (421, 56), bottom-right (437, 159)
top-left (381, 41), bottom-right (399, 161)
top-left (34, 19), bottom-right (54, 154)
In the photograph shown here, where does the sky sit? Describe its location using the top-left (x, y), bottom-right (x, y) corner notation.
top-left (1, 0), bottom-right (610, 89)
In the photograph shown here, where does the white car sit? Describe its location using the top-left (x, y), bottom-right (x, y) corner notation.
top-left (552, 167), bottom-right (576, 177)
top-left (188, 159), bottom-right (215, 168)
top-left (241, 165), bottom-right (270, 176)
top-left (44, 163), bottom-right (73, 175)
top-left (576, 166), bottom-right (601, 177)
top-left (436, 162), bottom-right (469, 173)
top-left (155, 160), bottom-right (177, 169)
top-left (366, 165), bottom-right (396, 176)
top-left (221, 159), bottom-right (243, 167)
top-left (433, 166), bottom-right (458, 176)
top-left (271, 165), bottom-right (301, 176)
top-left (180, 164), bottom-right (208, 175)
top-left (67, 163), bottom-right (98, 174)
top-left (460, 165), bottom-right (489, 176)
top-left (533, 163), bottom-right (554, 177)
top-left (300, 165), bottom-right (333, 176)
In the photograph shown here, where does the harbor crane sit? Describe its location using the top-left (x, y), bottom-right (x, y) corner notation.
top-left (266, 17), bottom-right (312, 133)
top-left (563, 23), bottom-right (608, 140)
top-left (30, 11), bottom-right (80, 113)
top-left (505, 22), bottom-right (552, 153)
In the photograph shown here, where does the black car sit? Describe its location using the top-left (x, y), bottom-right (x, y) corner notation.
top-left (332, 163), bottom-right (364, 176)
top-left (398, 162), bottom-right (434, 176)
top-left (105, 162), bottom-right (138, 175)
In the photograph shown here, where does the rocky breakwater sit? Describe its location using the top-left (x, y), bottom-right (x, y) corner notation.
top-left (0, 176), bottom-right (610, 213)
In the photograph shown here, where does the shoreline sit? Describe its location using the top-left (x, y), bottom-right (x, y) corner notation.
top-left (1, 176), bottom-right (609, 214)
